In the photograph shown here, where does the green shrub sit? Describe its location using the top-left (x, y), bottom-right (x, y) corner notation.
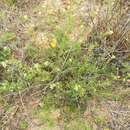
top-left (40, 30), bottom-right (118, 106)
top-left (0, 29), bottom-right (124, 104)
top-left (0, 47), bottom-right (11, 62)
top-left (0, 59), bottom-right (52, 93)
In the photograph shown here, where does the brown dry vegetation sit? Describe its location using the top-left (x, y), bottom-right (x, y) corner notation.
top-left (0, 0), bottom-right (130, 130)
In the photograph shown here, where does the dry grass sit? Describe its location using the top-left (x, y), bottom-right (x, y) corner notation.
top-left (0, 0), bottom-right (130, 130)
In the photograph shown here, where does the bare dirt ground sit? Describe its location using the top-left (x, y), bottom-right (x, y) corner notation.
top-left (1, 88), bottom-right (130, 130)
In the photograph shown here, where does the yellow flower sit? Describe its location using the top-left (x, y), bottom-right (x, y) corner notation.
top-left (74, 84), bottom-right (81, 91)
top-left (104, 30), bottom-right (113, 37)
top-left (50, 38), bottom-right (57, 48)
top-left (23, 15), bottom-right (28, 20)
top-left (111, 55), bottom-right (116, 59)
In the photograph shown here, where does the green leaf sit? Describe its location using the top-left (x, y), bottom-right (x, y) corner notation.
top-left (0, 32), bottom-right (16, 45)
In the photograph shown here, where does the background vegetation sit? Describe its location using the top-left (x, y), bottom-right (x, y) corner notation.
top-left (0, 0), bottom-right (130, 130)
